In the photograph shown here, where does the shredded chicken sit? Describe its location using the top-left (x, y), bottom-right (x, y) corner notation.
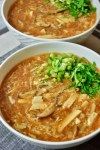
top-left (37, 88), bottom-right (47, 95)
top-left (19, 90), bottom-right (36, 99)
top-left (75, 118), bottom-right (81, 125)
top-left (8, 96), bottom-right (15, 104)
top-left (67, 126), bottom-right (78, 139)
top-left (38, 102), bottom-right (56, 118)
top-left (18, 98), bottom-right (30, 104)
top-left (14, 123), bottom-right (27, 130)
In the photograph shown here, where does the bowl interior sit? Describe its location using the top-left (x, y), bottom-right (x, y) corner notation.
top-left (0, 42), bottom-right (100, 83)
top-left (2, 0), bottom-right (100, 42)
top-left (3, 0), bottom-right (100, 25)
top-left (0, 42), bottom-right (100, 148)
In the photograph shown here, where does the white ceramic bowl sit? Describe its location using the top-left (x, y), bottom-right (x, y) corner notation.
top-left (0, 42), bottom-right (100, 149)
top-left (1, 0), bottom-right (100, 43)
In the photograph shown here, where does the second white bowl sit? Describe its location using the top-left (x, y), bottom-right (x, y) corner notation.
top-left (1, 0), bottom-right (100, 43)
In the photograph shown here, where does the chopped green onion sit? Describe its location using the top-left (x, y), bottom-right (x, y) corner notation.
top-left (45, 53), bottom-right (100, 96)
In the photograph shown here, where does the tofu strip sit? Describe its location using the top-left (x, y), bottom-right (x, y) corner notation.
top-left (58, 110), bottom-right (81, 133)
top-left (62, 93), bottom-right (78, 109)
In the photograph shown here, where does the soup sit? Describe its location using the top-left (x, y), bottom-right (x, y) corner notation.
top-left (8, 0), bottom-right (96, 39)
top-left (0, 53), bottom-right (100, 142)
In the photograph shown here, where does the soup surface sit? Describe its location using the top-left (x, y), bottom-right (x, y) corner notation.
top-left (0, 53), bottom-right (100, 142)
top-left (8, 0), bottom-right (96, 39)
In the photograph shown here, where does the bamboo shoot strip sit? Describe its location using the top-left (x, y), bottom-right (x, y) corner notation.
top-left (58, 110), bottom-right (81, 133)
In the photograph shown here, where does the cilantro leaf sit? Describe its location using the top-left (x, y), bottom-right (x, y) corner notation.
top-left (49, 0), bottom-right (96, 18)
top-left (46, 53), bottom-right (100, 97)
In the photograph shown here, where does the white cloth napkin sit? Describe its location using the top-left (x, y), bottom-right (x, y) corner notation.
top-left (0, 31), bottom-right (21, 57)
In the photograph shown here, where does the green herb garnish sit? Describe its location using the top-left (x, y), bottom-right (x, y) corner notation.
top-left (49, 0), bottom-right (96, 18)
top-left (71, 63), bottom-right (100, 96)
top-left (46, 53), bottom-right (100, 96)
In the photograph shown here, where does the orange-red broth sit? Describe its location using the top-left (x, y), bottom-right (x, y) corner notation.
top-left (0, 54), bottom-right (100, 142)
top-left (8, 0), bottom-right (96, 39)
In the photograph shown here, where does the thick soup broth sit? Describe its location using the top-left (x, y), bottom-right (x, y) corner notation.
top-left (0, 53), bottom-right (100, 142)
top-left (8, 0), bottom-right (96, 38)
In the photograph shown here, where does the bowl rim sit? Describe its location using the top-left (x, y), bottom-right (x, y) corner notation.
top-left (0, 41), bottom-right (100, 146)
top-left (1, 0), bottom-right (100, 41)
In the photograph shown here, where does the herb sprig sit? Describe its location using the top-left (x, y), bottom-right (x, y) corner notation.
top-left (46, 53), bottom-right (100, 96)
top-left (49, 0), bottom-right (96, 18)
top-left (71, 63), bottom-right (100, 96)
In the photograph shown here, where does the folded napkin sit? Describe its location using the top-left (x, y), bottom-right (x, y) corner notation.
top-left (0, 31), bottom-right (21, 57)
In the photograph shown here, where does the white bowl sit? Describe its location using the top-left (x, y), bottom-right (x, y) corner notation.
top-left (0, 42), bottom-right (100, 149)
top-left (1, 0), bottom-right (100, 43)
